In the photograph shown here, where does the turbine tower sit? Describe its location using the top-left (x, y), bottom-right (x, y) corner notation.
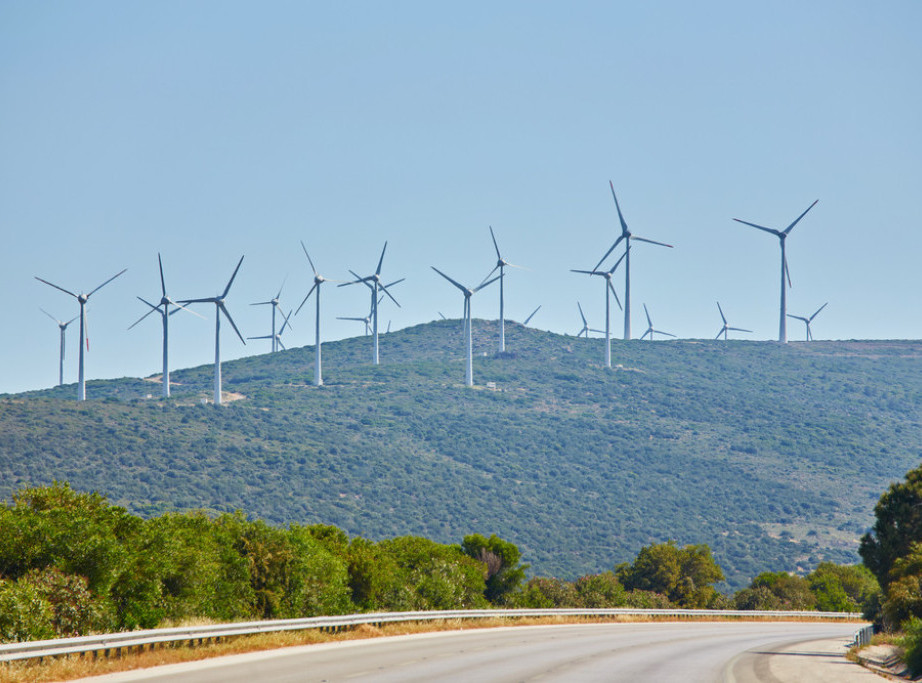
top-left (480, 226), bottom-right (522, 352)
top-left (734, 199), bottom-right (818, 343)
top-left (640, 304), bottom-right (676, 340)
top-left (40, 309), bottom-right (77, 387)
top-left (593, 181), bottom-right (673, 339)
top-left (572, 250), bottom-right (626, 368)
top-left (250, 279), bottom-right (287, 353)
top-left (787, 302), bottom-right (828, 341)
top-left (431, 266), bottom-right (501, 386)
top-left (715, 302), bottom-right (752, 340)
top-left (339, 242), bottom-right (402, 365)
top-left (35, 268), bottom-right (127, 400)
top-left (295, 242), bottom-right (339, 387)
top-left (128, 254), bottom-right (202, 398)
top-left (180, 256), bottom-right (246, 405)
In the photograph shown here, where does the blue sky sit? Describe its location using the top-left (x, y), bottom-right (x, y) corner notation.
top-left (1, 1), bottom-right (920, 394)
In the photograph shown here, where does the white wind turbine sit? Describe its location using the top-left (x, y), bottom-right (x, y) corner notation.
top-left (431, 266), bottom-right (501, 386)
top-left (249, 309), bottom-right (293, 350)
top-left (339, 242), bottom-right (402, 365)
top-left (640, 303), bottom-right (676, 340)
top-left (480, 226), bottom-right (522, 352)
top-left (40, 309), bottom-right (78, 387)
top-left (338, 310), bottom-right (373, 336)
top-left (575, 302), bottom-right (591, 338)
top-left (733, 199), bottom-right (818, 343)
top-left (250, 279), bottom-right (287, 353)
top-left (295, 242), bottom-right (340, 387)
top-left (572, 250), bottom-right (626, 368)
top-left (593, 181), bottom-right (673, 339)
top-left (787, 302), bottom-right (828, 341)
top-left (179, 256), bottom-right (246, 405)
top-left (714, 302), bottom-right (752, 341)
top-left (35, 268), bottom-right (127, 400)
top-left (128, 254), bottom-right (203, 398)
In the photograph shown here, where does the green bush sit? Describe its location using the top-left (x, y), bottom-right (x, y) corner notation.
top-left (901, 617), bottom-right (922, 677)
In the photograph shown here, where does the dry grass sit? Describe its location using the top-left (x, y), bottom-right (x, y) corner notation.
top-left (0, 614), bottom-right (866, 682)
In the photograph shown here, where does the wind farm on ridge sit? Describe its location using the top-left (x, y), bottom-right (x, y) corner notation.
top-left (31, 184), bottom-right (826, 402)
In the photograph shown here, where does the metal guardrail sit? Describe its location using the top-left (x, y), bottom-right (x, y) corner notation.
top-left (0, 607), bottom-right (865, 663)
top-left (853, 623), bottom-right (874, 648)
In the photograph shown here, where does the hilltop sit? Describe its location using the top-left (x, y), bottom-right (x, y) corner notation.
top-left (2, 320), bottom-right (921, 589)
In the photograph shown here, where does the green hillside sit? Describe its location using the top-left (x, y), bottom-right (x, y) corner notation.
top-left (2, 320), bottom-right (921, 589)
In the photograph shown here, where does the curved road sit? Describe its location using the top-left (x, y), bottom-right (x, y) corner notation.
top-left (84, 622), bottom-right (882, 682)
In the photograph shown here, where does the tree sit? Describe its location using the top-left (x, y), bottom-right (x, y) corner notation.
top-left (461, 534), bottom-right (528, 604)
top-left (860, 464), bottom-right (922, 591)
top-left (616, 541), bottom-right (724, 607)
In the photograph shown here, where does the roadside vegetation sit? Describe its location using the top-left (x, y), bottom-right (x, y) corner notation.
top-left (0, 482), bottom-right (874, 645)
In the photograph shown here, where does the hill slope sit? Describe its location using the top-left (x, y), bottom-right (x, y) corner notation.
top-left (2, 321), bottom-right (921, 589)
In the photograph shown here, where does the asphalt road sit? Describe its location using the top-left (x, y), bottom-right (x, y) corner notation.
top-left (83, 622), bottom-right (883, 682)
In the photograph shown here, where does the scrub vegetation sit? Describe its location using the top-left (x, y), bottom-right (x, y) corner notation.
top-left (2, 322), bottom-right (921, 592)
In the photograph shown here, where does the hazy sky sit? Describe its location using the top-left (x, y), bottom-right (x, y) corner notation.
top-left (2, 1), bottom-right (920, 394)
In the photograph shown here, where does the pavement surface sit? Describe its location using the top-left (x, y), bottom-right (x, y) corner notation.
top-left (78, 621), bottom-right (885, 682)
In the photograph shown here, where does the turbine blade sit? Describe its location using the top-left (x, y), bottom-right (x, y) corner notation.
top-left (178, 297), bottom-right (218, 304)
top-left (221, 256), bottom-right (245, 299)
top-left (571, 269), bottom-right (598, 276)
top-left (35, 276), bottom-right (77, 298)
top-left (64, 315), bottom-right (78, 327)
top-left (786, 314), bottom-right (809, 323)
top-left (523, 305), bottom-right (541, 325)
top-left (431, 266), bottom-right (467, 293)
top-left (171, 300), bottom-right (205, 318)
top-left (39, 307), bottom-right (59, 324)
top-left (87, 268), bottom-right (127, 298)
top-left (128, 300), bottom-right (162, 330)
top-left (278, 309), bottom-right (294, 334)
top-left (733, 218), bottom-right (781, 236)
top-left (810, 302), bottom-right (828, 321)
top-left (250, 300), bottom-right (274, 306)
top-left (219, 303), bottom-right (246, 345)
top-left (438, 312), bottom-right (446, 320)
top-left (783, 199), bottom-right (819, 235)
top-left (158, 253), bottom-right (166, 297)
top-left (609, 181), bottom-right (629, 236)
top-left (715, 329), bottom-right (724, 340)
top-left (300, 240), bottom-right (319, 276)
top-left (474, 274), bottom-right (502, 292)
top-left (379, 282), bottom-right (401, 308)
top-left (384, 277), bottom-right (406, 289)
top-left (375, 242), bottom-right (388, 275)
top-left (295, 282), bottom-right (319, 315)
top-left (276, 338), bottom-right (287, 350)
top-left (658, 330), bottom-right (677, 338)
top-left (275, 275), bottom-right (287, 301)
top-left (728, 327), bottom-right (753, 333)
top-left (489, 225), bottom-right (502, 260)
top-left (643, 303), bottom-right (652, 327)
top-left (591, 235), bottom-right (625, 273)
top-left (247, 334), bottom-right (273, 340)
top-left (337, 316), bottom-right (368, 322)
top-left (608, 279), bottom-right (623, 311)
top-left (631, 236), bottom-right (673, 248)
top-left (608, 249), bottom-right (628, 274)
top-left (479, 264), bottom-right (500, 287)
top-left (784, 254), bottom-right (792, 287)
top-left (717, 301), bottom-right (727, 325)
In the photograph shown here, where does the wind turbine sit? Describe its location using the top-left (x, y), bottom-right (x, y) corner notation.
top-left (575, 302), bottom-right (591, 338)
top-left (431, 267), bottom-right (501, 386)
top-left (250, 279), bottom-right (287, 353)
top-left (35, 268), bottom-right (127, 400)
top-left (572, 250), bottom-right (626, 368)
top-left (249, 309), bottom-right (293, 350)
top-left (339, 242), bottom-right (402, 365)
top-left (592, 182), bottom-right (673, 339)
top-left (40, 309), bottom-right (78, 387)
top-left (522, 305), bottom-right (541, 326)
top-left (481, 226), bottom-right (522, 352)
top-left (733, 199), bottom-right (818, 343)
top-left (128, 254), bottom-right (203, 398)
top-left (179, 256), bottom-right (246, 405)
top-left (787, 302), bottom-right (828, 341)
top-left (640, 304), bottom-right (676, 340)
top-left (295, 242), bottom-right (339, 387)
top-left (714, 302), bottom-right (752, 340)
